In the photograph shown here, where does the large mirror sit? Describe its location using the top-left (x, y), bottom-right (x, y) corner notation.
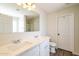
top-left (0, 3), bottom-right (40, 32)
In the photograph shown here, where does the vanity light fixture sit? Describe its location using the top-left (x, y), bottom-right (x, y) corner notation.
top-left (16, 3), bottom-right (36, 10)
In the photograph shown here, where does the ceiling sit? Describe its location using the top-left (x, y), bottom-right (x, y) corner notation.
top-left (0, 3), bottom-right (78, 15)
top-left (35, 3), bottom-right (78, 14)
top-left (36, 3), bottom-right (65, 13)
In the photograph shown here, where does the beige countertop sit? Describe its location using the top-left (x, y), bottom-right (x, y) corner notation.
top-left (0, 36), bottom-right (50, 56)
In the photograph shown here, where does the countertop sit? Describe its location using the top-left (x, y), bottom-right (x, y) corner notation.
top-left (0, 36), bottom-right (50, 56)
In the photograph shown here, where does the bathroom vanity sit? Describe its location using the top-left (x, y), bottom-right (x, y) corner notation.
top-left (0, 36), bottom-right (50, 56)
top-left (19, 40), bottom-right (49, 56)
top-left (0, 3), bottom-right (50, 56)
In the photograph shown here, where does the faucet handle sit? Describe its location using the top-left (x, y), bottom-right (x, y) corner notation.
top-left (12, 39), bottom-right (21, 44)
top-left (17, 40), bottom-right (20, 42)
top-left (34, 35), bottom-right (38, 38)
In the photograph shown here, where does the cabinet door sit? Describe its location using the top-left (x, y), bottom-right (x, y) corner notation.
top-left (19, 49), bottom-right (33, 56)
top-left (39, 41), bottom-right (49, 56)
top-left (18, 46), bottom-right (39, 56)
top-left (32, 46), bottom-right (40, 56)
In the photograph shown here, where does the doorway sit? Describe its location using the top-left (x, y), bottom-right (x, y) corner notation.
top-left (57, 14), bottom-right (74, 52)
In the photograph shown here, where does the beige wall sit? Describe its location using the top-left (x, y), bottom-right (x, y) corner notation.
top-left (47, 4), bottom-right (79, 55)
top-left (74, 12), bottom-right (79, 54)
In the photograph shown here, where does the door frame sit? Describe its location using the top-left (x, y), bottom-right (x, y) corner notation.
top-left (56, 13), bottom-right (74, 52)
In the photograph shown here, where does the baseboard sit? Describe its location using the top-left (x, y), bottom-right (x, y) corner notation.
top-left (72, 52), bottom-right (79, 56)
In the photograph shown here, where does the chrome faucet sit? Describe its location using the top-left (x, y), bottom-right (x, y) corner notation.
top-left (12, 39), bottom-right (21, 44)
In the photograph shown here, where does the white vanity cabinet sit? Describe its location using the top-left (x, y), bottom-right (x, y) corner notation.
top-left (39, 40), bottom-right (49, 56)
top-left (18, 40), bottom-right (49, 56)
top-left (19, 46), bottom-right (40, 56)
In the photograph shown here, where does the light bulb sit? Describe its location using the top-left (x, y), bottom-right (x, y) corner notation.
top-left (16, 3), bottom-right (22, 6)
top-left (27, 2), bottom-right (32, 6)
top-left (28, 7), bottom-right (32, 10)
top-left (23, 4), bottom-right (27, 8)
top-left (32, 4), bottom-right (36, 8)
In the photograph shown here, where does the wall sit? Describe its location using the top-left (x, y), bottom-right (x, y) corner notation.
top-left (74, 12), bottom-right (79, 55)
top-left (47, 4), bottom-right (79, 55)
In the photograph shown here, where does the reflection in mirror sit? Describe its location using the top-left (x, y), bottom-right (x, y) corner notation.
top-left (13, 17), bottom-right (19, 32)
top-left (0, 3), bottom-right (40, 32)
top-left (0, 14), bottom-right (19, 32)
top-left (24, 15), bottom-right (39, 32)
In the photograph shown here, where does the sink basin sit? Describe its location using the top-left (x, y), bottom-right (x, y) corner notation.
top-left (5, 41), bottom-right (33, 51)
top-left (0, 40), bottom-right (34, 56)
top-left (0, 41), bottom-right (32, 54)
